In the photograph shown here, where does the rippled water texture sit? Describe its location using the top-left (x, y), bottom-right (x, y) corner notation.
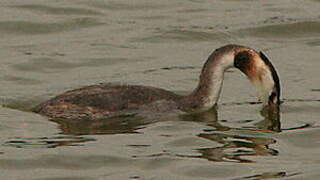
top-left (0, 0), bottom-right (320, 179)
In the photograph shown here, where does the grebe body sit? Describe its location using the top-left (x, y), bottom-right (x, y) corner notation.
top-left (34, 44), bottom-right (280, 120)
top-left (33, 84), bottom-right (183, 120)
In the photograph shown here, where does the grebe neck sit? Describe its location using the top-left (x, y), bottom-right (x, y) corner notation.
top-left (179, 49), bottom-right (234, 112)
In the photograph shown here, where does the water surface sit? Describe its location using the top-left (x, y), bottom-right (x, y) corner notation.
top-left (0, 0), bottom-right (320, 179)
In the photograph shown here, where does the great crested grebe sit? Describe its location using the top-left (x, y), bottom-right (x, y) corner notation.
top-left (33, 44), bottom-right (280, 120)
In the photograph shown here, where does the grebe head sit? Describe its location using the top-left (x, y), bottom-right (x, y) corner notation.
top-left (190, 44), bottom-right (280, 112)
top-left (233, 48), bottom-right (280, 107)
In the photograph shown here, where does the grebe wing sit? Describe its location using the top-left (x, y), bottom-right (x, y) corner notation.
top-left (33, 83), bottom-right (181, 120)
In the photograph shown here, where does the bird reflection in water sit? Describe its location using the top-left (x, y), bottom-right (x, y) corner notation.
top-left (50, 113), bottom-right (150, 135)
top-left (48, 103), bottom-right (280, 162)
top-left (179, 106), bottom-right (280, 163)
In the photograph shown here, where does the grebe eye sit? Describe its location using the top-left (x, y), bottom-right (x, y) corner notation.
top-left (234, 51), bottom-right (250, 68)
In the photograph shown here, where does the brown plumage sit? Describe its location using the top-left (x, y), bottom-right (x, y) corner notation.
top-left (33, 84), bottom-right (182, 120)
top-left (33, 44), bottom-right (281, 120)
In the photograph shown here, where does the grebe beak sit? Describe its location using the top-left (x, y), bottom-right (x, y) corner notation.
top-left (234, 51), bottom-right (281, 109)
top-left (259, 51), bottom-right (281, 108)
